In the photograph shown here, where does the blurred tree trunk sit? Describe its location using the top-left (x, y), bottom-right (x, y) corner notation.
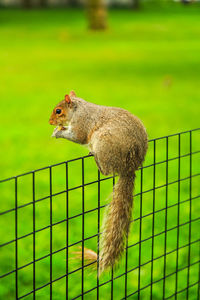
top-left (87, 0), bottom-right (107, 30)
top-left (181, 0), bottom-right (190, 4)
top-left (21, 0), bottom-right (32, 8)
top-left (68, 0), bottom-right (79, 7)
top-left (131, 0), bottom-right (139, 9)
top-left (39, 0), bottom-right (47, 7)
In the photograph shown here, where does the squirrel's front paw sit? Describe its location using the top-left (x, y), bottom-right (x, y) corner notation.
top-left (51, 127), bottom-right (62, 138)
top-left (51, 126), bottom-right (67, 138)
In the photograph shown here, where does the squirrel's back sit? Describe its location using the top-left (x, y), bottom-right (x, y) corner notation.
top-left (71, 97), bottom-right (148, 161)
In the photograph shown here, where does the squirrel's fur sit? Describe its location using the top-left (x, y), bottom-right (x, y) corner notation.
top-left (49, 91), bottom-right (148, 274)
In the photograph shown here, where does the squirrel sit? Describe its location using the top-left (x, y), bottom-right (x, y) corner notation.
top-left (49, 91), bottom-right (148, 274)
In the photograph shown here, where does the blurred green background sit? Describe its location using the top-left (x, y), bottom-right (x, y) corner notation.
top-left (0, 2), bottom-right (200, 300)
top-left (0, 3), bottom-right (200, 179)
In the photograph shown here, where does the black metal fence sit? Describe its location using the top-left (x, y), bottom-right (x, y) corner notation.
top-left (0, 128), bottom-right (200, 300)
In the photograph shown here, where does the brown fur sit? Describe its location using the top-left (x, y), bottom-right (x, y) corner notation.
top-left (73, 247), bottom-right (97, 269)
top-left (49, 91), bottom-right (148, 274)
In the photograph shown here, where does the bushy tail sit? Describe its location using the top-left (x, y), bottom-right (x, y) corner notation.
top-left (99, 174), bottom-right (135, 273)
top-left (76, 173), bottom-right (135, 275)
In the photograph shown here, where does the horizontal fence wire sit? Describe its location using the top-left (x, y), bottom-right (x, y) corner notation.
top-left (0, 128), bottom-right (200, 300)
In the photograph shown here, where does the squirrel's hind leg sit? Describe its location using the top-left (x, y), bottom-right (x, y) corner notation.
top-left (91, 134), bottom-right (118, 176)
top-left (93, 153), bottom-right (109, 176)
top-left (88, 148), bottom-right (108, 175)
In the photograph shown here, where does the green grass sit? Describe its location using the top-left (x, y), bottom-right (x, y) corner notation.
top-left (0, 4), bottom-right (200, 300)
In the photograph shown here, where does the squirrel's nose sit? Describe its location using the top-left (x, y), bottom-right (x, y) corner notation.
top-left (49, 119), bottom-right (54, 125)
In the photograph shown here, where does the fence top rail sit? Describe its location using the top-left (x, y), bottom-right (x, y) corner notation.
top-left (0, 127), bottom-right (199, 183)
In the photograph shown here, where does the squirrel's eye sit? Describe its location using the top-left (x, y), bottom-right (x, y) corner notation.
top-left (56, 109), bottom-right (61, 114)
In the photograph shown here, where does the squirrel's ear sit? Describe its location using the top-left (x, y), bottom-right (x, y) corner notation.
top-left (69, 90), bottom-right (76, 98)
top-left (65, 94), bottom-right (72, 105)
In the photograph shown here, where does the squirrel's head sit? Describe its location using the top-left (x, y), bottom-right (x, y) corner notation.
top-left (49, 91), bottom-right (77, 127)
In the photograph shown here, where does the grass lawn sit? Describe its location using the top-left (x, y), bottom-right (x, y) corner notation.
top-left (0, 4), bottom-right (199, 300)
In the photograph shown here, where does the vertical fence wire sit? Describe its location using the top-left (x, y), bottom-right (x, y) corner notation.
top-left (186, 131), bottom-right (192, 299)
top-left (198, 241), bottom-right (200, 300)
top-left (150, 139), bottom-right (156, 299)
top-left (82, 158), bottom-right (85, 300)
top-left (124, 236), bottom-right (128, 299)
top-left (124, 172), bottom-right (128, 300)
top-left (15, 177), bottom-right (18, 299)
top-left (175, 134), bottom-right (181, 299)
top-left (111, 176), bottom-right (115, 300)
top-left (111, 268), bottom-right (114, 300)
top-left (163, 136), bottom-right (169, 299)
top-left (138, 168), bottom-right (143, 300)
top-left (66, 162), bottom-right (69, 299)
top-left (32, 172), bottom-right (36, 300)
top-left (49, 167), bottom-right (53, 300)
top-left (97, 170), bottom-right (101, 299)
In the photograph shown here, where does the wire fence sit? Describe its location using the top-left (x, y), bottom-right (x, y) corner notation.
top-left (0, 128), bottom-right (200, 299)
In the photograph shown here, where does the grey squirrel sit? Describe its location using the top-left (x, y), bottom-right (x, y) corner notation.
top-left (49, 91), bottom-right (148, 274)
